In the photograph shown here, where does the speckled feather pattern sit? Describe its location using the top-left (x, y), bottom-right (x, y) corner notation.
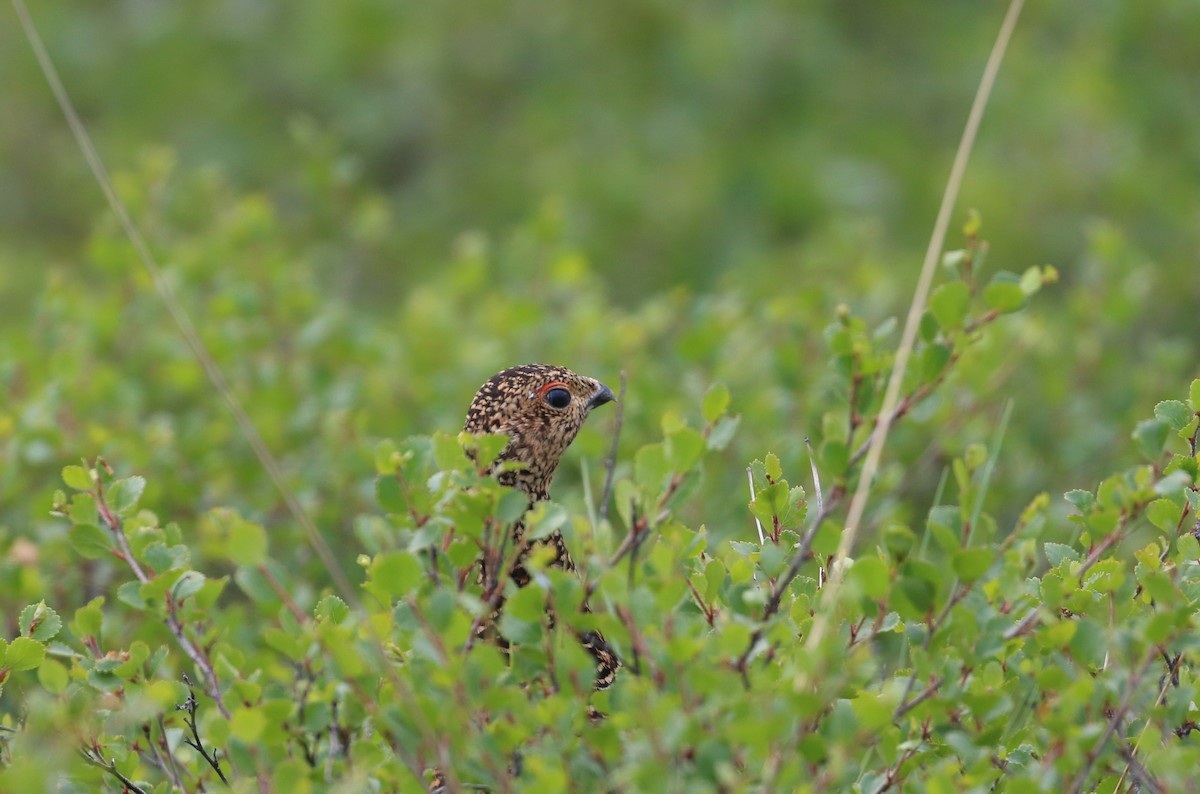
top-left (463, 364), bottom-right (621, 690)
top-left (465, 364), bottom-right (608, 500)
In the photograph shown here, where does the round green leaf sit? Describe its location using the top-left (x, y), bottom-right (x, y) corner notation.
top-left (61, 465), bottom-right (92, 492)
top-left (3, 637), bottom-right (45, 672)
top-left (929, 281), bottom-right (970, 330)
top-left (982, 273), bottom-right (1026, 313)
top-left (370, 551), bottom-right (424, 597)
top-left (952, 548), bottom-right (993, 582)
top-left (702, 382), bottom-right (731, 422)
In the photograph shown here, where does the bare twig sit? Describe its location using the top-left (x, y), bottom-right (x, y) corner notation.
top-left (79, 746), bottom-right (149, 794)
top-left (178, 675), bottom-right (230, 785)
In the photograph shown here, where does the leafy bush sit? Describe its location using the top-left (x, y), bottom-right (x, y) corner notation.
top-left (5, 156), bottom-right (1198, 792)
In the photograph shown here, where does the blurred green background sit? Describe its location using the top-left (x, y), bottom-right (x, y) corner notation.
top-left (2, 1), bottom-right (1198, 597)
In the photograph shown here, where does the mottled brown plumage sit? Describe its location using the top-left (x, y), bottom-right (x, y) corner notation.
top-left (463, 363), bottom-right (620, 689)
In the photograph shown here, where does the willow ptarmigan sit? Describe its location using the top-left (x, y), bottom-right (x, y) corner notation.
top-left (463, 363), bottom-right (621, 690)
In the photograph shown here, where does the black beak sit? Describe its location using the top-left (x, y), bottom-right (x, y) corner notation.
top-left (588, 382), bottom-right (616, 409)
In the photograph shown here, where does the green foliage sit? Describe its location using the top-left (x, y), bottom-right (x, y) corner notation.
top-left (4, 8), bottom-right (1200, 786)
top-left (4, 152), bottom-right (1200, 790)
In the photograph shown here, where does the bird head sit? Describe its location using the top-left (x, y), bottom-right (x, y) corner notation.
top-left (464, 364), bottom-right (615, 500)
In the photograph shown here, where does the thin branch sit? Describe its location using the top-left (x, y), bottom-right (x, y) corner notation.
top-left (893, 676), bottom-right (944, 721)
top-left (79, 746), bottom-right (149, 794)
top-left (733, 497), bottom-right (834, 683)
top-left (90, 472), bottom-right (232, 719)
top-left (141, 721), bottom-right (186, 792)
top-left (256, 564), bottom-right (308, 625)
top-left (1003, 607), bottom-right (1040, 641)
top-left (1065, 650), bottom-right (1156, 794)
top-left (178, 676), bottom-right (230, 785)
top-left (685, 578), bottom-right (717, 627)
top-left (870, 733), bottom-right (923, 794)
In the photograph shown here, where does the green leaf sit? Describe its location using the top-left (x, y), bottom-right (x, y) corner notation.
top-left (1063, 489), bottom-right (1095, 512)
top-left (850, 691), bottom-right (893, 731)
top-left (231, 706), bottom-right (267, 742)
top-left (498, 612), bottom-right (542, 645)
top-left (374, 438), bottom-right (400, 475)
top-left (445, 537), bottom-right (477, 568)
top-left (927, 505), bottom-right (962, 552)
top-left (884, 524), bottom-right (916, 559)
top-left (495, 489), bottom-right (530, 525)
top-left (69, 522), bottom-right (112, 559)
top-left (952, 548), bottom-right (993, 582)
top-left (38, 659), bottom-right (69, 693)
top-left (370, 551), bottom-right (424, 597)
top-left (634, 443), bottom-right (669, 491)
top-left (117, 581), bottom-right (146, 610)
top-left (1036, 619), bottom-right (1076, 650)
top-left (113, 641), bottom-right (150, 678)
top-left (1019, 266), bottom-right (1044, 295)
top-left (1154, 400), bottom-right (1192, 433)
top-left (433, 432), bottom-right (470, 470)
top-left (1044, 543), bottom-right (1079, 567)
top-left (465, 432), bottom-right (510, 469)
top-left (143, 542), bottom-right (189, 572)
top-left (1141, 570), bottom-right (1176, 605)
top-left (941, 248), bottom-right (967, 270)
top-left (896, 562), bottom-right (940, 615)
top-left (62, 465), bottom-right (92, 491)
top-left (666, 426), bottom-right (705, 471)
top-left (848, 556), bottom-right (890, 600)
top-left (1176, 534), bottom-right (1199, 562)
top-left (227, 516), bottom-right (268, 567)
top-left (921, 342), bottom-right (952, 380)
top-left (108, 476), bottom-right (146, 515)
top-left (506, 583), bottom-right (548, 622)
top-left (982, 272), bottom-right (1026, 313)
top-left (962, 209), bottom-right (981, 237)
top-left (1190, 379), bottom-right (1200, 412)
top-left (1147, 498), bottom-right (1182, 532)
top-left (3, 637), bottom-right (45, 671)
top-left (764, 453), bottom-right (782, 482)
top-left (19, 602), bottom-right (62, 641)
top-left (171, 571), bottom-right (206, 601)
top-left (73, 598), bottom-right (105, 640)
top-left (706, 415), bottom-right (740, 451)
top-left (929, 281), bottom-right (970, 330)
top-left (375, 475), bottom-right (406, 514)
top-left (1132, 419), bottom-right (1169, 460)
top-left (314, 595), bottom-right (349, 623)
top-left (704, 559), bottom-right (726, 601)
top-left (702, 382), bottom-right (730, 422)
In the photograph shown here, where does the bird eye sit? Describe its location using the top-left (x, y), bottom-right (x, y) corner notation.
top-left (544, 387), bottom-right (571, 409)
